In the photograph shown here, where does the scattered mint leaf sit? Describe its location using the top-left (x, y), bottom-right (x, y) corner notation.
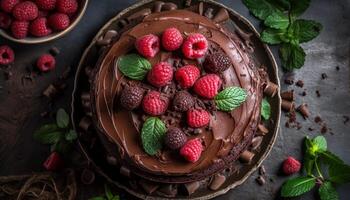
top-left (261, 98), bottom-right (271, 120)
top-left (312, 136), bottom-right (327, 152)
top-left (281, 176), bottom-right (316, 197)
top-left (117, 54), bottom-right (151, 80)
top-left (319, 181), bottom-right (339, 200)
top-left (215, 87), bottom-right (247, 112)
top-left (321, 151), bottom-right (343, 165)
top-left (56, 108), bottom-right (69, 128)
top-left (65, 130), bottom-right (78, 141)
top-left (293, 19), bottom-right (322, 43)
top-left (141, 117), bottom-right (166, 155)
top-left (242, 0), bottom-right (279, 20)
top-left (34, 130), bottom-right (63, 144)
top-left (260, 28), bottom-right (286, 44)
top-left (264, 11), bottom-right (289, 29)
top-left (289, 0), bottom-right (311, 17)
top-left (329, 163), bottom-right (350, 184)
top-left (279, 43), bottom-right (305, 70)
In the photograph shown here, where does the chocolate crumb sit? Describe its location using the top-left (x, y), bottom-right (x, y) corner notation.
top-left (316, 90), bottom-right (321, 97)
top-left (343, 116), bottom-right (349, 125)
top-left (284, 74), bottom-right (294, 85)
top-left (297, 103), bottom-right (310, 118)
top-left (295, 80), bottom-right (304, 88)
top-left (321, 125), bottom-right (328, 134)
top-left (256, 176), bottom-right (266, 185)
top-left (321, 73), bottom-right (328, 79)
top-left (308, 127), bottom-right (314, 131)
top-left (336, 66), bottom-right (340, 71)
top-left (300, 91), bottom-right (307, 96)
top-left (314, 116), bottom-right (322, 123)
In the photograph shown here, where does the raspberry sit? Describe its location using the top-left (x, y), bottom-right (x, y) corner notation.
top-left (30, 17), bottom-right (52, 37)
top-left (0, 12), bottom-right (12, 29)
top-left (165, 128), bottom-right (187, 150)
top-left (180, 138), bottom-right (203, 163)
top-left (175, 65), bottom-right (200, 89)
top-left (43, 152), bottom-right (64, 171)
top-left (187, 109), bottom-right (210, 128)
top-left (162, 27), bottom-right (183, 51)
top-left (173, 90), bottom-right (194, 112)
top-left (193, 74), bottom-right (222, 99)
top-left (0, 45), bottom-right (14, 65)
top-left (120, 85), bottom-right (144, 110)
top-left (10, 20), bottom-right (28, 38)
top-left (142, 91), bottom-right (169, 116)
top-left (35, 0), bottom-right (56, 10)
top-left (135, 34), bottom-right (160, 58)
top-left (37, 54), bottom-right (55, 72)
top-left (282, 156), bottom-right (301, 175)
top-left (12, 1), bottom-right (38, 21)
top-left (48, 13), bottom-right (70, 31)
top-left (0, 0), bottom-right (19, 13)
top-left (147, 62), bottom-right (173, 87)
top-left (182, 33), bottom-right (208, 59)
top-left (203, 53), bottom-right (232, 73)
top-left (56, 0), bottom-right (78, 14)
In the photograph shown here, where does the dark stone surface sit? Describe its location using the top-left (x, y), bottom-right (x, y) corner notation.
top-left (0, 0), bottom-right (349, 199)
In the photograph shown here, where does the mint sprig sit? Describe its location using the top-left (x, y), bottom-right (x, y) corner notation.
top-left (141, 117), bottom-right (167, 156)
top-left (281, 176), bottom-right (316, 197)
top-left (116, 54), bottom-right (151, 80)
top-left (214, 87), bottom-right (247, 112)
top-left (243, 0), bottom-right (322, 70)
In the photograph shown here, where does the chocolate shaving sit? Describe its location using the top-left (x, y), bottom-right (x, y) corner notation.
top-left (257, 124), bottom-right (269, 136)
top-left (209, 174), bottom-right (226, 190)
top-left (213, 8), bottom-right (229, 24)
top-left (263, 81), bottom-right (278, 97)
top-left (239, 150), bottom-right (255, 163)
top-left (96, 30), bottom-right (118, 46)
top-left (281, 100), bottom-right (294, 112)
top-left (80, 168), bottom-right (95, 185)
top-left (316, 90), bottom-right (321, 97)
top-left (281, 90), bottom-right (294, 101)
top-left (297, 103), bottom-right (310, 118)
top-left (139, 180), bottom-right (159, 194)
top-left (184, 181), bottom-right (200, 195)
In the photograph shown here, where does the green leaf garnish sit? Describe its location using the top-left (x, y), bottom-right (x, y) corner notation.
top-left (292, 19), bottom-right (323, 43)
top-left (214, 87), bottom-right (247, 112)
top-left (261, 98), bottom-right (271, 120)
top-left (34, 129), bottom-right (62, 144)
top-left (242, 0), bottom-right (279, 20)
top-left (65, 130), bottom-right (78, 141)
top-left (279, 43), bottom-right (305, 70)
top-left (289, 0), bottom-right (311, 17)
top-left (319, 181), bottom-right (339, 200)
top-left (141, 117), bottom-right (166, 156)
top-left (329, 163), bottom-right (350, 184)
top-left (320, 151), bottom-right (343, 165)
top-left (260, 28), bottom-right (285, 44)
top-left (117, 54), bottom-right (151, 80)
top-left (264, 11), bottom-right (289, 29)
top-left (281, 176), bottom-right (316, 197)
top-left (56, 108), bottom-right (69, 128)
top-left (312, 136), bottom-right (327, 152)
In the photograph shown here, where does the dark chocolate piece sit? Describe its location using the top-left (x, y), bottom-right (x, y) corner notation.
top-left (153, 1), bottom-right (164, 12)
top-left (209, 174), bottom-right (226, 190)
top-left (251, 136), bottom-right (263, 151)
top-left (213, 8), bottom-right (229, 24)
top-left (96, 30), bottom-right (118, 46)
top-left (198, 2), bottom-right (204, 15)
top-left (297, 103), bottom-right (310, 118)
top-left (139, 180), bottom-right (159, 194)
top-left (158, 184), bottom-right (177, 197)
top-left (106, 155), bottom-right (118, 166)
top-left (42, 84), bottom-right (58, 98)
top-left (281, 100), bottom-right (294, 112)
top-left (321, 73), bottom-right (328, 79)
top-left (284, 74), bottom-right (294, 85)
top-left (162, 2), bottom-right (177, 11)
top-left (120, 166), bottom-right (131, 177)
top-left (79, 116), bottom-right (92, 131)
top-left (281, 90), bottom-right (294, 101)
top-left (314, 116), bottom-right (322, 123)
top-left (321, 125), bottom-right (328, 134)
top-left (264, 81), bottom-right (278, 97)
top-left (184, 181), bottom-right (200, 195)
top-left (259, 165), bottom-right (266, 175)
top-left (239, 150), bottom-right (255, 163)
top-left (80, 168), bottom-right (95, 185)
top-left (257, 124), bottom-right (269, 136)
top-left (316, 90), bottom-right (321, 97)
top-left (295, 80), bottom-right (304, 88)
top-left (127, 8), bottom-right (152, 22)
top-left (256, 175), bottom-right (266, 185)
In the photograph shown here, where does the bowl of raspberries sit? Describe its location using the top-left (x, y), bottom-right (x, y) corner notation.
top-left (0, 0), bottom-right (88, 43)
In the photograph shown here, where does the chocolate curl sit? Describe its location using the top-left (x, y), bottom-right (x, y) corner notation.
top-left (213, 8), bottom-right (229, 24)
top-left (257, 124), bottom-right (269, 136)
top-left (79, 116), bottom-right (92, 131)
top-left (251, 136), bottom-right (263, 151)
top-left (96, 30), bottom-right (118, 46)
top-left (42, 84), bottom-right (58, 98)
top-left (297, 103), bottom-right (310, 118)
top-left (127, 8), bottom-right (152, 22)
top-left (80, 168), bottom-right (95, 185)
top-left (139, 180), bottom-right (159, 194)
top-left (184, 181), bottom-right (200, 195)
top-left (264, 81), bottom-right (278, 97)
top-left (239, 150), bottom-right (255, 163)
top-left (209, 174), bottom-right (226, 190)
top-left (153, 1), bottom-right (165, 12)
top-left (119, 166), bottom-right (131, 177)
top-left (281, 90), bottom-right (294, 101)
top-left (281, 100), bottom-right (295, 112)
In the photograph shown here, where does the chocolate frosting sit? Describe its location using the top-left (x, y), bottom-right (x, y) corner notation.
top-left (92, 9), bottom-right (263, 181)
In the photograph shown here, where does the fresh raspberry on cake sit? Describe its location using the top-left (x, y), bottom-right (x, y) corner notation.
top-left (35, 0), bottom-right (56, 10)
top-left (147, 62), bottom-right (173, 87)
top-left (282, 156), bottom-right (301, 175)
top-left (0, 0), bottom-right (19, 13)
top-left (182, 33), bottom-right (208, 59)
top-left (142, 91), bottom-right (169, 116)
top-left (0, 45), bottom-right (14, 65)
top-left (165, 128), bottom-right (187, 150)
top-left (175, 65), bottom-right (200, 89)
top-left (37, 54), bottom-right (55, 72)
top-left (11, 20), bottom-right (29, 38)
top-left (56, 0), bottom-right (78, 14)
top-left (162, 27), bottom-right (183, 51)
top-left (135, 34), bottom-right (160, 58)
top-left (0, 12), bottom-right (12, 29)
top-left (30, 17), bottom-right (52, 37)
top-left (12, 1), bottom-right (38, 21)
top-left (48, 13), bottom-right (70, 31)
top-left (180, 138), bottom-right (203, 163)
top-left (187, 109), bottom-right (210, 128)
top-left (194, 74), bottom-right (222, 99)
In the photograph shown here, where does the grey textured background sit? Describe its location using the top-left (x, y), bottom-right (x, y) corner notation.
top-left (0, 0), bottom-right (349, 199)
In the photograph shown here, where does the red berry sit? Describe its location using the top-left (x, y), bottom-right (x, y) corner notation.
top-left (135, 34), bottom-right (160, 58)
top-left (30, 17), bottom-right (52, 37)
top-left (162, 27), bottom-right (183, 51)
top-left (282, 156), bottom-right (301, 175)
top-left (142, 91), bottom-right (169, 116)
top-left (35, 0), bottom-right (56, 10)
top-left (187, 109), bottom-right (210, 128)
top-left (180, 138), bottom-right (203, 163)
top-left (37, 53), bottom-right (55, 72)
top-left (175, 65), bottom-right (200, 88)
top-left (11, 20), bottom-right (28, 39)
top-left (182, 33), bottom-right (208, 59)
top-left (0, 12), bottom-right (12, 29)
top-left (43, 152), bottom-right (64, 171)
top-left (56, 0), bottom-right (78, 14)
top-left (12, 1), bottom-right (38, 21)
top-left (48, 13), bottom-right (70, 31)
top-left (193, 74), bottom-right (222, 99)
top-left (0, 0), bottom-right (19, 13)
top-left (147, 62), bottom-right (173, 87)
top-left (0, 45), bottom-right (14, 65)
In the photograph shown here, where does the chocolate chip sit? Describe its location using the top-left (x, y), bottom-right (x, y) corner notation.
top-left (336, 66), bottom-right (340, 71)
top-left (42, 84), bottom-right (58, 98)
top-left (321, 125), bottom-right (328, 134)
top-left (321, 73), bottom-right (328, 79)
top-left (284, 74), bottom-right (294, 85)
top-left (209, 174), bottom-right (226, 190)
top-left (120, 166), bottom-right (131, 177)
top-left (256, 176), bottom-right (266, 185)
top-left (97, 30), bottom-right (118, 46)
top-left (257, 124), bottom-right (269, 136)
top-left (106, 155), bottom-right (117, 166)
top-left (308, 127), bottom-right (315, 131)
top-left (300, 91), bottom-right (307, 96)
top-left (184, 181), bottom-right (200, 195)
top-left (281, 90), bottom-right (294, 101)
top-left (295, 80), bottom-right (304, 88)
top-left (251, 136), bottom-right (263, 151)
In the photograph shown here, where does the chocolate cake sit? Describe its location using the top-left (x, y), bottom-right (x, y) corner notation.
top-left (75, 1), bottom-right (279, 197)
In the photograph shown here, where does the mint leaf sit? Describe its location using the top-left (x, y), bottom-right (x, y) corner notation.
top-left (261, 28), bottom-right (286, 44)
top-left (261, 98), bottom-right (271, 120)
top-left (56, 108), bottom-right (69, 128)
top-left (34, 130), bottom-right (63, 144)
top-left (264, 11), bottom-right (289, 29)
top-left (117, 54), bottom-right (151, 80)
top-left (34, 124), bottom-right (59, 135)
top-left (279, 43), bottom-right (305, 70)
top-left (215, 87), bottom-right (247, 112)
top-left (243, 0), bottom-right (279, 20)
top-left (281, 176), bottom-right (316, 197)
top-left (104, 184), bottom-right (113, 200)
top-left (267, 0), bottom-right (290, 10)
top-left (289, 0), bottom-right (310, 16)
top-left (304, 156), bottom-right (315, 175)
top-left (312, 136), bottom-right (327, 152)
top-left (293, 19), bottom-right (322, 43)
top-left (65, 130), bottom-right (78, 141)
top-left (321, 151), bottom-right (343, 165)
top-left (329, 163), bottom-right (350, 184)
top-left (319, 181), bottom-right (339, 200)
top-left (141, 117), bottom-right (166, 155)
